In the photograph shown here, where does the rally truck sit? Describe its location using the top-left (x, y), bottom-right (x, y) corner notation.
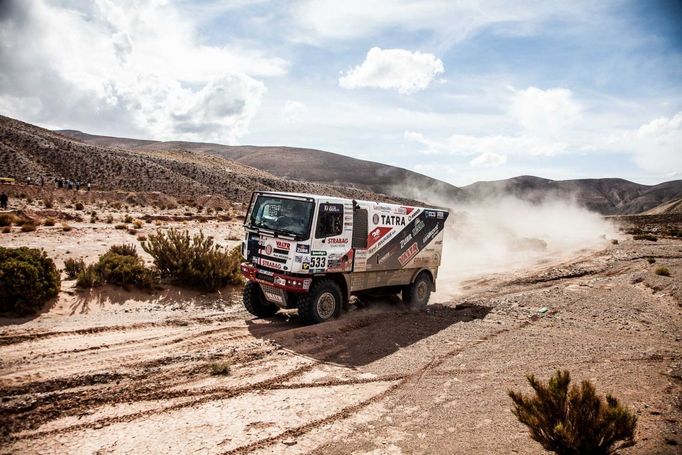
top-left (240, 192), bottom-right (449, 324)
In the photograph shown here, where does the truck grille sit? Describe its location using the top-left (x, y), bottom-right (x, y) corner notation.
top-left (260, 284), bottom-right (287, 307)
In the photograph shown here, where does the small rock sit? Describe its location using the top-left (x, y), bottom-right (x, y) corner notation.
top-left (282, 439), bottom-right (297, 446)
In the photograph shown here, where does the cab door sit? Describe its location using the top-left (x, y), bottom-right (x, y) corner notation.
top-left (309, 202), bottom-right (354, 273)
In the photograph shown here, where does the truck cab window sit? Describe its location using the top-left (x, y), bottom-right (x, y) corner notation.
top-left (316, 203), bottom-right (344, 238)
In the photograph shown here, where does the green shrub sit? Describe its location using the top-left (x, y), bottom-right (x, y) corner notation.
top-left (63, 258), bottom-right (86, 280)
top-left (106, 215), bottom-right (114, 224)
top-left (124, 214), bottom-right (133, 224)
top-left (655, 266), bottom-right (671, 277)
top-left (0, 247), bottom-right (61, 314)
top-left (633, 234), bottom-right (657, 241)
top-left (142, 229), bottom-right (242, 291)
top-left (20, 223), bottom-right (37, 232)
top-left (108, 244), bottom-right (137, 257)
top-left (509, 370), bottom-right (636, 455)
top-left (75, 202), bottom-right (84, 211)
top-left (76, 264), bottom-right (104, 288)
top-left (76, 247), bottom-right (158, 290)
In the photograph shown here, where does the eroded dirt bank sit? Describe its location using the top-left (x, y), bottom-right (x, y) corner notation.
top-left (1, 238), bottom-right (681, 454)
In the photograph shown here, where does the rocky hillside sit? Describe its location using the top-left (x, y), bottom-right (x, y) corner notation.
top-left (59, 130), bottom-right (462, 200)
top-left (462, 176), bottom-right (682, 215)
top-left (0, 115), bottom-right (411, 204)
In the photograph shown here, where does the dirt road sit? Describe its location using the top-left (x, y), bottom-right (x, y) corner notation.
top-left (1, 238), bottom-right (681, 454)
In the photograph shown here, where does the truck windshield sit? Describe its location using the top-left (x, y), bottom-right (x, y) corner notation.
top-left (247, 195), bottom-right (314, 239)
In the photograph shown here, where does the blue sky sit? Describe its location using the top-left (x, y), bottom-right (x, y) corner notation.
top-left (0, 0), bottom-right (680, 186)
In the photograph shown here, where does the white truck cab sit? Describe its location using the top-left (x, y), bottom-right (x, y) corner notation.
top-left (241, 191), bottom-right (449, 323)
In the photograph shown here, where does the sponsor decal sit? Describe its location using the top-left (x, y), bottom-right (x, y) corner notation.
top-left (413, 256), bottom-right (431, 266)
top-left (380, 214), bottom-right (406, 226)
top-left (372, 213), bottom-right (380, 224)
top-left (311, 250), bottom-right (327, 256)
top-left (321, 203), bottom-right (343, 213)
top-left (400, 233), bottom-right (413, 249)
top-left (276, 240), bottom-right (291, 250)
top-left (260, 258), bottom-right (283, 269)
top-left (302, 262), bottom-right (310, 270)
top-left (412, 219), bottom-right (425, 236)
top-left (378, 251), bottom-right (391, 265)
top-left (425, 211), bottom-right (437, 218)
top-left (422, 225), bottom-right (440, 245)
top-left (367, 227), bottom-right (392, 248)
top-left (328, 238), bottom-right (349, 245)
top-left (296, 244), bottom-right (310, 254)
top-left (398, 243), bottom-right (419, 266)
top-left (265, 245), bottom-right (272, 255)
top-left (294, 255), bottom-right (303, 263)
top-left (437, 211), bottom-right (444, 219)
top-left (395, 207), bottom-right (407, 215)
top-left (404, 207), bottom-right (415, 215)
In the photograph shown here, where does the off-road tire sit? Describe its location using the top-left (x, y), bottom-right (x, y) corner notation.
top-left (403, 272), bottom-right (432, 310)
top-left (243, 281), bottom-right (279, 318)
top-left (297, 279), bottom-right (343, 324)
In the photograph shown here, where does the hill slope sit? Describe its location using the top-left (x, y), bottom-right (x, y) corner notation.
top-left (59, 130), bottom-right (462, 200)
top-left (462, 176), bottom-right (682, 215)
top-left (0, 116), bottom-right (409, 204)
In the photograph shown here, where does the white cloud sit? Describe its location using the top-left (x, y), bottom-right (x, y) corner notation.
top-left (0, 0), bottom-right (287, 143)
top-left (620, 112), bottom-right (682, 177)
top-left (289, 0), bottom-right (582, 46)
top-left (340, 47), bottom-right (444, 94)
top-left (470, 152), bottom-right (507, 168)
top-left (405, 130), bottom-right (566, 157)
top-left (282, 100), bottom-right (308, 123)
top-left (510, 86), bottom-right (581, 135)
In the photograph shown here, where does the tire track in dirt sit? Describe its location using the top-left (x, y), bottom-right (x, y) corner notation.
top-left (0, 313), bottom-right (245, 347)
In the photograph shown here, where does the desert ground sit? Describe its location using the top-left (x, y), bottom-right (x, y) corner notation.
top-left (1, 194), bottom-right (681, 454)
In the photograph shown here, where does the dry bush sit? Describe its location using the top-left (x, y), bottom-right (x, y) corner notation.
top-left (114, 224), bottom-right (126, 230)
top-left (124, 214), bottom-right (133, 223)
top-left (108, 244), bottom-right (137, 256)
top-left (76, 245), bottom-right (158, 290)
top-left (20, 223), bottom-right (37, 232)
top-left (133, 220), bottom-right (143, 229)
top-left (647, 257), bottom-right (656, 264)
top-left (1, 226), bottom-right (11, 234)
top-left (75, 202), bottom-right (84, 211)
top-left (44, 218), bottom-right (56, 227)
top-left (655, 266), bottom-right (671, 277)
top-left (0, 214), bottom-right (17, 227)
top-left (610, 239), bottom-right (618, 245)
top-left (128, 228), bottom-right (137, 235)
top-left (43, 198), bottom-right (54, 208)
top-left (63, 258), bottom-right (86, 280)
top-left (142, 228), bottom-right (243, 291)
top-left (210, 361), bottom-right (231, 375)
top-left (0, 247), bottom-right (60, 315)
top-left (106, 215), bottom-right (114, 224)
top-left (509, 370), bottom-right (636, 455)
top-left (633, 234), bottom-right (657, 242)
top-left (61, 223), bottom-right (73, 232)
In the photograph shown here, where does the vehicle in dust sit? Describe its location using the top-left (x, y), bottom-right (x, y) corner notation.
top-left (240, 191), bottom-right (449, 324)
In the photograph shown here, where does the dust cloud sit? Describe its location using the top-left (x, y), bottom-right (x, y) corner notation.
top-left (405, 189), bottom-right (618, 301)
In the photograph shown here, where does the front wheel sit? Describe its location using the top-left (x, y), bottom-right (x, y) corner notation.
top-left (297, 280), bottom-right (343, 324)
top-left (243, 281), bottom-right (279, 318)
top-left (402, 273), bottom-right (432, 310)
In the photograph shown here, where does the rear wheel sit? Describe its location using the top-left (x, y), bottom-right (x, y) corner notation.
top-left (243, 281), bottom-right (279, 318)
top-left (402, 272), bottom-right (432, 310)
top-left (298, 280), bottom-right (343, 324)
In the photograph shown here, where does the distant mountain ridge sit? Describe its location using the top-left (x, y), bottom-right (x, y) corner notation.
top-left (59, 129), bottom-right (682, 215)
top-left (1, 117), bottom-right (679, 215)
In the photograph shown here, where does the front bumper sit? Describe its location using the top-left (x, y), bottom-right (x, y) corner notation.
top-left (240, 263), bottom-right (312, 293)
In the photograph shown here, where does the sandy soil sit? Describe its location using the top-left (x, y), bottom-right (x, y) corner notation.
top-left (1, 216), bottom-right (681, 454)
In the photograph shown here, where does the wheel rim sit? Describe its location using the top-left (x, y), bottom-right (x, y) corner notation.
top-left (316, 292), bottom-right (337, 319)
top-left (416, 281), bottom-right (428, 302)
